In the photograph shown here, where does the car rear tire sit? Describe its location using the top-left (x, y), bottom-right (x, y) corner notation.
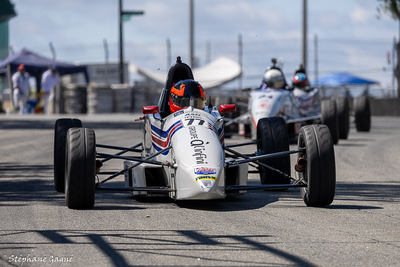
top-left (334, 97), bottom-right (350, 139)
top-left (297, 124), bottom-right (336, 207)
top-left (257, 117), bottom-right (291, 185)
top-left (354, 96), bottom-right (371, 132)
top-left (54, 118), bottom-right (82, 192)
top-left (65, 127), bottom-right (96, 209)
top-left (321, 99), bottom-right (339, 145)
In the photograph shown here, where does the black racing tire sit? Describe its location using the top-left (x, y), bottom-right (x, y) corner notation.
top-left (54, 118), bottom-right (82, 192)
top-left (257, 117), bottom-right (291, 185)
top-left (334, 97), bottom-right (350, 139)
top-left (321, 99), bottom-right (339, 145)
top-left (65, 128), bottom-right (96, 209)
top-left (297, 125), bottom-right (336, 207)
top-left (354, 96), bottom-right (371, 132)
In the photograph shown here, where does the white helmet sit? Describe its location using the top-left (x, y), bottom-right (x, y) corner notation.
top-left (262, 69), bottom-right (285, 89)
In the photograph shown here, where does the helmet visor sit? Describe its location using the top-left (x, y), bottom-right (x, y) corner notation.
top-left (170, 95), bottom-right (206, 110)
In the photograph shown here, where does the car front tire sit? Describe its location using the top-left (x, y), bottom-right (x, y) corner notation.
top-left (65, 127), bottom-right (96, 209)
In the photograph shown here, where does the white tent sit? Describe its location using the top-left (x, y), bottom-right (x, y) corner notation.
top-left (129, 56), bottom-right (241, 89)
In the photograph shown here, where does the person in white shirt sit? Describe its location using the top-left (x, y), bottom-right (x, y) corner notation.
top-left (11, 64), bottom-right (30, 114)
top-left (41, 63), bottom-right (60, 114)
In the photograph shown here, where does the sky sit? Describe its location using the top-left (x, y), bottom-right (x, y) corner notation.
top-left (8, 0), bottom-right (399, 93)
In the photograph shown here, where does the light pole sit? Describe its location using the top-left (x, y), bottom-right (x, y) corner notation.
top-left (189, 0), bottom-right (194, 67)
top-left (302, 0), bottom-right (307, 71)
top-left (119, 0), bottom-right (144, 84)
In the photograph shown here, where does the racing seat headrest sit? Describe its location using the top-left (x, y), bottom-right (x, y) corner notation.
top-left (158, 57), bottom-right (195, 118)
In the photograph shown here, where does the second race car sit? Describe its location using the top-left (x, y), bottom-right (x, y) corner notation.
top-left (225, 58), bottom-right (371, 144)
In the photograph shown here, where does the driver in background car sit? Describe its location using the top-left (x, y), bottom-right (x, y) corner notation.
top-left (292, 64), bottom-right (320, 114)
top-left (292, 64), bottom-right (311, 91)
top-left (169, 79), bottom-right (206, 113)
top-left (259, 58), bottom-right (289, 90)
top-left (260, 69), bottom-right (286, 89)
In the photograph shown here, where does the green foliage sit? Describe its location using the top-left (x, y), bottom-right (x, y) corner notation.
top-left (377, 0), bottom-right (400, 20)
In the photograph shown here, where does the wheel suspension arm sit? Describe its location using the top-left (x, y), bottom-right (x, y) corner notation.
top-left (96, 143), bottom-right (142, 163)
top-left (225, 140), bottom-right (258, 148)
top-left (96, 146), bottom-right (172, 185)
top-left (97, 153), bottom-right (162, 164)
top-left (224, 146), bottom-right (305, 181)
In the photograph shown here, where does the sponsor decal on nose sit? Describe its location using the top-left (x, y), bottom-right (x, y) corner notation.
top-left (195, 175), bottom-right (217, 182)
top-left (194, 167), bottom-right (216, 175)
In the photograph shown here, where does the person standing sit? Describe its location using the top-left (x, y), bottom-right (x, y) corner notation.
top-left (11, 64), bottom-right (30, 114)
top-left (41, 63), bottom-right (60, 114)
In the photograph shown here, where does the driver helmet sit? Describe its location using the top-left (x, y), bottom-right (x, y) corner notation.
top-left (293, 72), bottom-right (308, 88)
top-left (169, 79), bottom-right (206, 113)
top-left (262, 69), bottom-right (285, 89)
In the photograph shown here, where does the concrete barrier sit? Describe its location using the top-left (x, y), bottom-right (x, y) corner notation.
top-left (370, 98), bottom-right (400, 116)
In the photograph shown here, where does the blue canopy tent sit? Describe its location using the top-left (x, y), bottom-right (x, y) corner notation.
top-left (0, 48), bottom-right (89, 93)
top-left (313, 72), bottom-right (379, 98)
top-left (313, 72), bottom-right (379, 87)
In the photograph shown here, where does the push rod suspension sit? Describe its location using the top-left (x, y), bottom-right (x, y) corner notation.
top-left (229, 148), bottom-right (304, 164)
top-left (223, 146), bottom-right (304, 180)
top-left (96, 143), bottom-right (142, 152)
top-left (97, 143), bottom-right (142, 163)
top-left (97, 171), bottom-right (120, 175)
top-left (97, 146), bottom-right (172, 185)
top-left (97, 153), bottom-right (163, 164)
top-left (225, 152), bottom-right (256, 159)
top-left (226, 183), bottom-right (306, 191)
top-left (225, 140), bottom-right (258, 148)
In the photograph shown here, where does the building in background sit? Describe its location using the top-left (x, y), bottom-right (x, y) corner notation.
top-left (0, 0), bottom-right (16, 106)
top-left (0, 0), bottom-right (16, 60)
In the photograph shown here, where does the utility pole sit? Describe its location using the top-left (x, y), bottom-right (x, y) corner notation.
top-left (49, 41), bottom-right (57, 113)
top-left (393, 37), bottom-right (396, 97)
top-left (166, 38), bottom-right (171, 70)
top-left (8, 45), bottom-right (15, 55)
top-left (103, 39), bottom-right (109, 85)
top-left (119, 0), bottom-right (123, 84)
top-left (49, 42), bottom-right (56, 61)
top-left (314, 34), bottom-right (318, 85)
top-left (302, 0), bottom-right (307, 71)
top-left (238, 34), bottom-right (243, 90)
top-left (189, 0), bottom-right (194, 67)
top-left (206, 40), bottom-right (211, 64)
top-left (119, 0), bottom-right (144, 84)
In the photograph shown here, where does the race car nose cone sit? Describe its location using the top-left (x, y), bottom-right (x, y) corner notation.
top-left (195, 175), bottom-right (217, 192)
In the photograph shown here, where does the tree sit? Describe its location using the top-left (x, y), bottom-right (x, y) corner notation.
top-left (377, 0), bottom-right (400, 98)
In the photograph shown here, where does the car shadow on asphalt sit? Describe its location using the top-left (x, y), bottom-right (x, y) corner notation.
top-left (0, 178), bottom-right (65, 207)
top-left (1, 163), bottom-right (399, 211)
top-left (328, 181), bottom-right (400, 209)
top-left (0, 120), bottom-right (141, 130)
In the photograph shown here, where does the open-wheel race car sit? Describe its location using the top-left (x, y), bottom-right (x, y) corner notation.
top-left (53, 57), bottom-right (336, 209)
top-left (224, 59), bottom-right (371, 144)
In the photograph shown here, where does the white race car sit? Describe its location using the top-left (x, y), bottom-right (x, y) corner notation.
top-left (53, 57), bottom-right (336, 209)
top-left (225, 59), bottom-right (371, 144)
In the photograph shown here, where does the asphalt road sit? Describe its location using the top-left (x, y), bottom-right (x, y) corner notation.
top-left (0, 114), bottom-right (399, 267)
